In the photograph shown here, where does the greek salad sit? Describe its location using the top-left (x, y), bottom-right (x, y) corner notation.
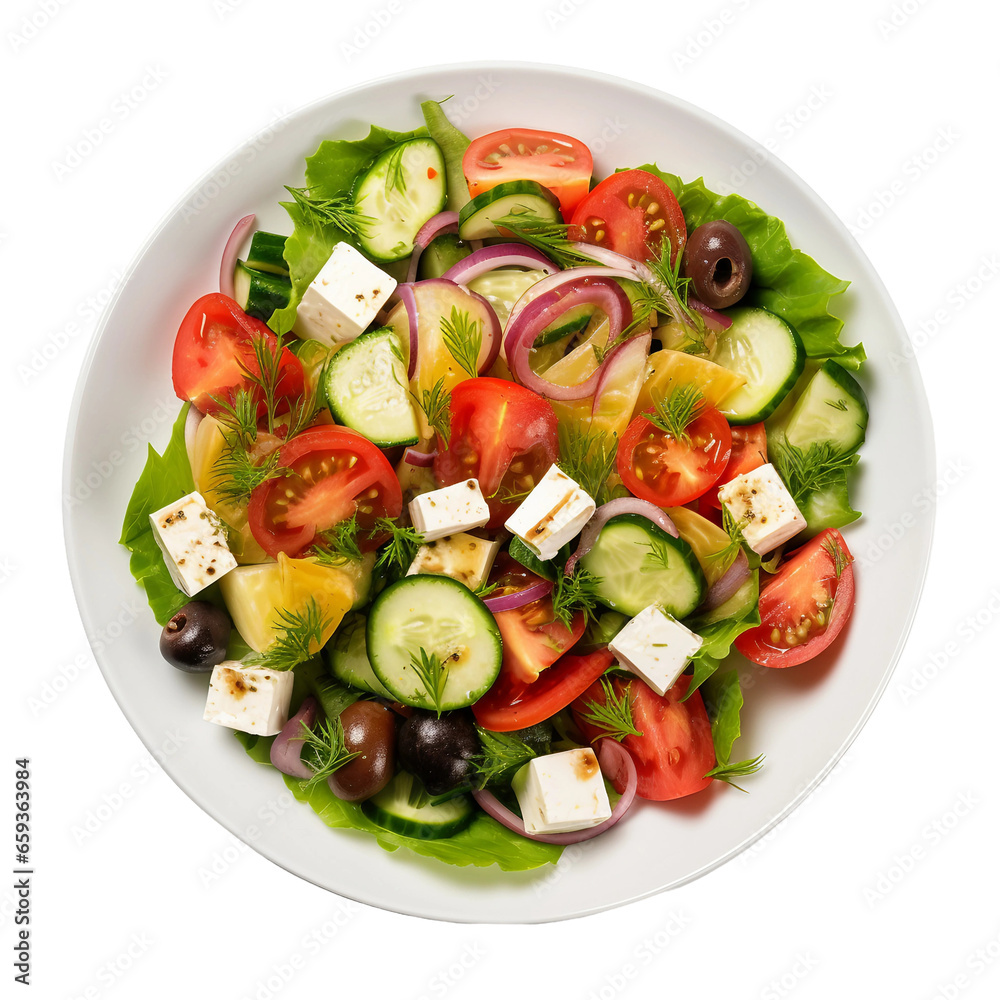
top-left (120, 100), bottom-right (867, 871)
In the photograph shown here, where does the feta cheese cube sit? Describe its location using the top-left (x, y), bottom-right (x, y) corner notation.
top-left (408, 479), bottom-right (490, 542)
top-left (504, 465), bottom-right (596, 562)
top-left (609, 604), bottom-right (704, 697)
top-left (718, 463), bottom-right (806, 555)
top-left (512, 748), bottom-right (613, 835)
top-left (149, 491), bottom-right (237, 597)
top-left (294, 243), bottom-right (397, 347)
top-left (406, 532), bottom-right (502, 590)
top-left (203, 661), bottom-right (294, 736)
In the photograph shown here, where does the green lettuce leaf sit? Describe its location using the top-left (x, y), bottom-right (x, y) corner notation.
top-left (701, 669), bottom-right (744, 766)
top-left (119, 404), bottom-right (198, 625)
top-left (269, 124), bottom-right (428, 335)
top-left (632, 166), bottom-right (864, 369)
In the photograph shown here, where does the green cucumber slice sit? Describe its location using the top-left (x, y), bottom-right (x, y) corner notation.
top-left (233, 261), bottom-right (291, 322)
top-left (353, 138), bottom-right (447, 262)
top-left (325, 612), bottom-right (393, 698)
top-left (467, 268), bottom-right (547, 328)
top-left (458, 180), bottom-right (561, 240)
top-left (321, 326), bottom-right (419, 447)
top-left (246, 231), bottom-right (289, 276)
top-left (366, 576), bottom-right (502, 711)
top-left (778, 360), bottom-right (869, 455)
top-left (713, 307), bottom-right (805, 424)
top-left (799, 472), bottom-right (862, 536)
top-left (362, 771), bottom-right (475, 840)
top-left (507, 537), bottom-right (569, 581)
top-left (580, 513), bottom-right (706, 619)
top-left (418, 233), bottom-right (472, 280)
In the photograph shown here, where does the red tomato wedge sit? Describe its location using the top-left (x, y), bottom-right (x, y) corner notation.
top-left (570, 169), bottom-right (687, 264)
top-left (248, 426), bottom-right (401, 558)
top-left (702, 422), bottom-right (768, 511)
top-left (573, 675), bottom-right (715, 800)
top-left (735, 529), bottom-right (855, 668)
top-left (618, 406), bottom-right (732, 507)
top-left (463, 128), bottom-right (594, 217)
top-left (472, 648), bottom-right (613, 733)
top-left (171, 293), bottom-right (303, 415)
top-left (434, 378), bottom-right (559, 529)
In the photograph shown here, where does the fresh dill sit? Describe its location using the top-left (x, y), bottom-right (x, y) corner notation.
top-left (244, 599), bottom-right (331, 671)
top-left (299, 716), bottom-right (359, 789)
top-left (488, 212), bottom-right (598, 269)
top-left (551, 568), bottom-right (603, 628)
top-left (384, 145), bottom-right (408, 197)
top-left (640, 537), bottom-right (674, 574)
top-left (409, 647), bottom-right (449, 716)
top-left (557, 424), bottom-right (619, 507)
top-left (705, 753), bottom-right (765, 792)
top-left (707, 504), bottom-right (749, 571)
top-left (474, 581), bottom-right (500, 599)
top-left (284, 186), bottom-right (373, 238)
top-left (771, 439), bottom-right (858, 504)
top-left (311, 512), bottom-right (363, 566)
top-left (371, 517), bottom-right (423, 575)
top-left (579, 676), bottom-right (643, 742)
top-left (645, 382), bottom-right (705, 444)
top-left (821, 534), bottom-right (853, 580)
top-left (473, 727), bottom-right (538, 786)
top-left (440, 307), bottom-right (482, 379)
top-left (211, 447), bottom-right (287, 505)
top-left (411, 377), bottom-right (452, 446)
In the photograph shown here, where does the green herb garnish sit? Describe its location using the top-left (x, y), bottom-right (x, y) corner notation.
top-left (579, 677), bottom-right (643, 742)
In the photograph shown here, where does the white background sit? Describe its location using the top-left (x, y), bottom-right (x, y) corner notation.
top-left (4, 0), bottom-right (998, 997)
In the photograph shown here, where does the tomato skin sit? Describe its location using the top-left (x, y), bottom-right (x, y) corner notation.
top-left (472, 648), bottom-right (613, 733)
top-left (463, 128), bottom-right (594, 217)
top-left (171, 293), bottom-right (303, 415)
top-left (573, 675), bottom-right (715, 800)
top-left (735, 529), bottom-right (855, 668)
top-left (570, 169), bottom-right (687, 264)
top-left (248, 425), bottom-right (402, 559)
top-left (494, 600), bottom-right (586, 684)
top-left (703, 422), bottom-right (767, 510)
top-left (434, 378), bottom-right (559, 529)
top-left (618, 406), bottom-right (732, 507)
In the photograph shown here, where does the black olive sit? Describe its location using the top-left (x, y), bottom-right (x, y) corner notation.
top-left (681, 220), bottom-right (753, 309)
top-left (397, 711), bottom-right (479, 796)
top-left (159, 602), bottom-right (231, 672)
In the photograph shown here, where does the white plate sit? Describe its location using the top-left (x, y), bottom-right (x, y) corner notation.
top-left (63, 62), bottom-right (934, 923)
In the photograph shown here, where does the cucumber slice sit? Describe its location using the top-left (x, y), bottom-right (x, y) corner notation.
top-left (468, 268), bottom-right (547, 328)
top-left (458, 180), bottom-right (561, 240)
top-left (799, 473), bottom-right (862, 536)
top-left (246, 231), bottom-right (289, 276)
top-left (535, 303), bottom-right (595, 346)
top-left (366, 576), bottom-right (502, 711)
top-left (779, 360), bottom-right (869, 455)
top-left (362, 771), bottom-right (475, 840)
top-left (321, 327), bottom-right (419, 447)
top-left (308, 673), bottom-right (361, 720)
top-left (507, 536), bottom-right (568, 581)
top-left (233, 261), bottom-right (291, 322)
top-left (353, 138), bottom-right (447, 262)
top-left (325, 612), bottom-right (393, 697)
top-left (687, 573), bottom-right (759, 631)
top-left (580, 514), bottom-right (706, 619)
top-left (417, 233), bottom-right (471, 280)
top-left (713, 307), bottom-right (805, 424)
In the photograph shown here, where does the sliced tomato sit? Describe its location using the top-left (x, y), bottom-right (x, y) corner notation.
top-left (702, 422), bottom-right (768, 510)
top-left (463, 128), bottom-right (594, 217)
top-left (572, 674), bottom-right (715, 800)
top-left (570, 169), bottom-right (687, 264)
top-left (434, 378), bottom-right (559, 529)
top-left (618, 405), bottom-right (732, 507)
top-left (248, 426), bottom-right (401, 558)
top-left (735, 529), bottom-right (855, 668)
top-left (472, 648), bottom-right (613, 733)
top-left (171, 293), bottom-right (303, 415)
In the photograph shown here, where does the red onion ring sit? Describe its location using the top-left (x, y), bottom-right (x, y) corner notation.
top-left (443, 244), bottom-right (558, 286)
top-left (505, 278), bottom-right (632, 400)
top-left (689, 298), bottom-right (733, 331)
top-left (591, 331), bottom-right (651, 416)
top-left (482, 579), bottom-right (553, 613)
top-left (470, 739), bottom-right (638, 845)
top-left (506, 264), bottom-right (639, 333)
top-left (184, 404), bottom-right (204, 468)
top-left (564, 498), bottom-right (679, 577)
top-left (405, 211), bottom-right (460, 283)
top-left (391, 283), bottom-right (420, 380)
top-left (700, 549), bottom-right (751, 612)
top-left (403, 446), bottom-right (437, 467)
top-left (269, 696), bottom-right (320, 779)
top-left (220, 214), bottom-right (255, 300)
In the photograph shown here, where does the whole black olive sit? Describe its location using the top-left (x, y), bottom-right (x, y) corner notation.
top-left (328, 701), bottom-right (397, 802)
top-left (159, 602), bottom-right (231, 672)
top-left (682, 220), bottom-right (753, 309)
top-left (397, 711), bottom-right (479, 796)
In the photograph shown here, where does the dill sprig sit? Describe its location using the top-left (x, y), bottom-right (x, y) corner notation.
top-left (640, 537), bottom-right (675, 574)
top-left (409, 647), bottom-right (449, 717)
top-left (489, 212), bottom-right (598, 269)
top-left (311, 513), bottom-right (363, 566)
top-left (645, 383), bottom-right (705, 444)
top-left (211, 447), bottom-right (288, 505)
top-left (557, 424), bottom-right (619, 507)
top-left (822, 534), bottom-right (853, 580)
top-left (299, 717), bottom-right (359, 789)
top-left (384, 145), bottom-right (408, 197)
top-left (551, 568), bottom-right (603, 628)
top-left (284, 186), bottom-right (373, 238)
top-left (244, 599), bottom-right (331, 671)
top-left (441, 307), bottom-right (483, 379)
top-left (371, 517), bottom-right (423, 575)
top-left (771, 439), bottom-right (858, 504)
top-left (411, 377), bottom-right (452, 446)
top-left (705, 754), bottom-right (765, 792)
top-left (473, 727), bottom-right (538, 787)
top-left (707, 505), bottom-right (750, 572)
top-left (579, 677), bottom-right (643, 742)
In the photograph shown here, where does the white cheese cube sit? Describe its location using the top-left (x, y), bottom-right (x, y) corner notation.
top-left (149, 491), bottom-right (237, 597)
top-left (503, 465), bottom-right (596, 562)
top-left (406, 532), bottom-right (502, 590)
top-left (512, 748), bottom-right (613, 835)
top-left (408, 479), bottom-right (490, 542)
top-left (609, 604), bottom-right (704, 697)
top-left (293, 242), bottom-right (396, 347)
top-left (718, 462), bottom-right (806, 555)
top-left (203, 661), bottom-right (294, 736)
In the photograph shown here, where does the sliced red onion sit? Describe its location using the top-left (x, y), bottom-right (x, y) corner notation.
top-left (392, 283), bottom-right (420, 379)
top-left (565, 498), bottom-right (679, 577)
top-left (405, 211), bottom-right (460, 283)
top-left (443, 243), bottom-right (558, 286)
top-left (506, 264), bottom-right (639, 332)
top-left (482, 579), bottom-right (553, 613)
top-left (184, 404), bottom-right (204, 468)
top-left (591, 331), bottom-right (651, 416)
top-left (403, 446), bottom-right (437, 467)
top-left (505, 278), bottom-right (632, 400)
top-left (689, 298), bottom-right (733, 331)
top-left (700, 549), bottom-right (751, 612)
top-left (470, 739), bottom-right (638, 845)
top-left (220, 214), bottom-right (255, 300)
top-left (465, 284), bottom-right (503, 374)
top-left (270, 696), bottom-right (319, 779)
